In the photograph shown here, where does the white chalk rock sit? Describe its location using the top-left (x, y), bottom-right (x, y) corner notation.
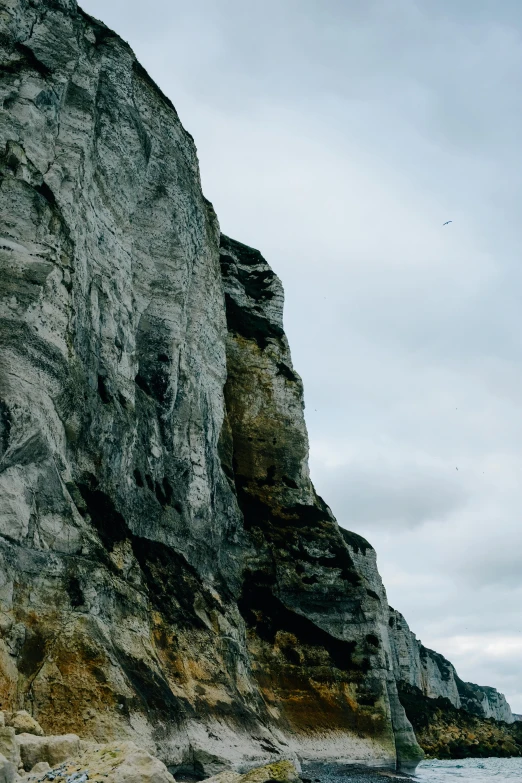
top-left (8, 715), bottom-right (43, 739)
top-left (16, 734), bottom-right (80, 772)
top-left (0, 752), bottom-right (19, 783)
top-left (0, 730), bottom-right (19, 767)
top-left (61, 741), bottom-right (175, 783)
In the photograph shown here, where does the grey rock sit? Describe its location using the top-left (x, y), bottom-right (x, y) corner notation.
top-left (0, 0), bottom-right (512, 777)
top-left (0, 752), bottom-right (19, 783)
top-left (0, 730), bottom-right (20, 768)
top-left (388, 608), bottom-right (514, 723)
top-left (7, 714), bottom-right (44, 738)
top-left (28, 761), bottom-right (51, 774)
top-left (16, 735), bottom-right (80, 772)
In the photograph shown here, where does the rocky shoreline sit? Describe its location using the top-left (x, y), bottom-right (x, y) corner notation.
top-left (0, 709), bottom-right (416, 783)
top-left (399, 684), bottom-right (522, 759)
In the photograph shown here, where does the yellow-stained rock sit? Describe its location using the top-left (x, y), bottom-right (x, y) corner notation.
top-left (7, 713), bottom-right (43, 738)
top-left (241, 761), bottom-right (299, 783)
top-left (203, 761), bottom-right (299, 783)
top-left (23, 741), bottom-right (175, 783)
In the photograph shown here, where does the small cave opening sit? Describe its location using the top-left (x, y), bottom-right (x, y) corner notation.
top-left (97, 375), bottom-right (111, 404)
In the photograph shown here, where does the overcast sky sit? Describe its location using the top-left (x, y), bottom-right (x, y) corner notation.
top-left (81, 0), bottom-right (522, 712)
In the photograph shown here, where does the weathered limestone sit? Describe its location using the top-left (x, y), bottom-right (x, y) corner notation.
top-left (0, 753), bottom-right (18, 783)
top-left (0, 730), bottom-right (19, 767)
top-left (25, 762), bottom-right (50, 776)
top-left (202, 773), bottom-right (242, 783)
top-left (16, 733), bottom-right (80, 771)
top-left (18, 740), bottom-right (175, 782)
top-left (388, 609), bottom-right (514, 723)
top-left (204, 760), bottom-right (299, 783)
top-left (5, 714), bottom-right (43, 738)
top-left (58, 741), bottom-right (175, 783)
top-left (19, 748), bottom-right (299, 783)
top-left (220, 236), bottom-right (422, 773)
top-left (0, 0), bottom-right (255, 770)
top-left (0, 0), bottom-right (514, 775)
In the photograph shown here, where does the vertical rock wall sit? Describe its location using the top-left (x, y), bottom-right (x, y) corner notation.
top-left (0, 0), bottom-right (267, 770)
top-left (388, 610), bottom-right (514, 724)
top-left (220, 236), bottom-right (423, 773)
top-left (0, 0), bottom-right (514, 776)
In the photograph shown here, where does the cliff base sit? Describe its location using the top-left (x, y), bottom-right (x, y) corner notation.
top-left (399, 684), bottom-right (522, 759)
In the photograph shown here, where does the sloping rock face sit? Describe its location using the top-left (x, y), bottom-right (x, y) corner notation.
top-left (0, 0), bottom-right (513, 776)
top-left (389, 610), bottom-right (514, 724)
top-left (397, 684), bottom-right (522, 759)
top-left (0, 0), bottom-right (422, 772)
top-left (0, 0), bottom-right (271, 772)
top-left (219, 237), bottom-right (422, 773)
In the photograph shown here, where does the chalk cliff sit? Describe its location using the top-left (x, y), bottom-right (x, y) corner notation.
top-left (389, 610), bottom-right (514, 724)
top-left (0, 0), bottom-right (515, 775)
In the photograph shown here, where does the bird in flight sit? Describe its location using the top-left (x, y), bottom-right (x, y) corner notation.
top-left (443, 220), bottom-right (453, 226)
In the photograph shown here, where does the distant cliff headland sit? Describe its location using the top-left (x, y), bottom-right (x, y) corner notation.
top-left (0, 0), bottom-right (519, 776)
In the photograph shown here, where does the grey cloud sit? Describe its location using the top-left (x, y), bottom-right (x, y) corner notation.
top-left (316, 462), bottom-right (467, 529)
top-left (453, 539), bottom-right (522, 589)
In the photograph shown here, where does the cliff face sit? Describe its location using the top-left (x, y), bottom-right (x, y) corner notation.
top-left (389, 610), bottom-right (514, 724)
top-left (397, 685), bottom-right (522, 760)
top-left (0, 0), bottom-right (514, 776)
top-left (219, 236), bottom-right (423, 773)
top-left (0, 0), bottom-right (266, 771)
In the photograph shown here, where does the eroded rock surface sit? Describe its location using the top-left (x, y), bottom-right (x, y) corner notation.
top-left (0, 728), bottom-right (19, 768)
top-left (389, 609), bottom-right (514, 724)
top-left (5, 713), bottom-right (44, 737)
top-left (204, 760), bottom-right (299, 783)
top-left (21, 741), bottom-right (176, 782)
top-left (16, 733), bottom-right (80, 772)
top-left (0, 0), bottom-right (514, 775)
top-left (220, 235), bottom-right (423, 772)
top-left (398, 684), bottom-right (522, 759)
top-left (0, 752), bottom-right (18, 783)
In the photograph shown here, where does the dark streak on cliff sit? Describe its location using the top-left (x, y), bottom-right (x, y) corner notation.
top-left (224, 293), bottom-right (284, 350)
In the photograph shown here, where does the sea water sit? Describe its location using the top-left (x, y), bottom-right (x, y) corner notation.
top-left (415, 757), bottom-right (522, 782)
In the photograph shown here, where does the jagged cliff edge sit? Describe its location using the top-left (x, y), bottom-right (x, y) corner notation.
top-left (0, 0), bottom-right (516, 776)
